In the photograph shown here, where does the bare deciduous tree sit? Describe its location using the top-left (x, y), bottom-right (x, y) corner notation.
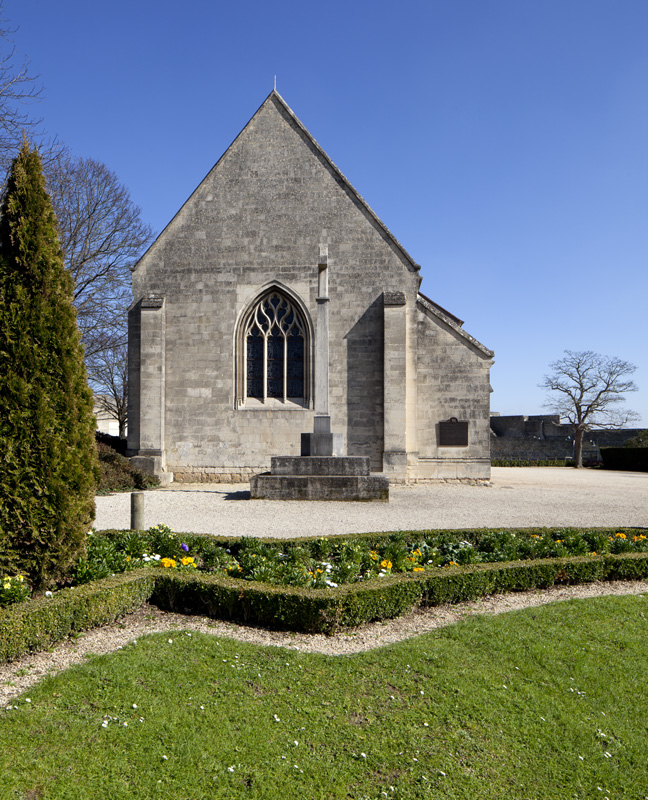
top-left (44, 148), bottom-right (153, 359)
top-left (42, 150), bottom-right (153, 438)
top-left (89, 338), bottom-right (128, 439)
top-left (541, 350), bottom-right (640, 467)
top-left (0, 6), bottom-right (151, 439)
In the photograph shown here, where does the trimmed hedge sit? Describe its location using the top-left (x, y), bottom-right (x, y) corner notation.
top-left (601, 447), bottom-right (648, 472)
top-left (0, 570), bottom-right (154, 663)
top-left (97, 440), bottom-right (160, 494)
top-left (3, 552), bottom-right (648, 662)
top-left (151, 551), bottom-right (648, 634)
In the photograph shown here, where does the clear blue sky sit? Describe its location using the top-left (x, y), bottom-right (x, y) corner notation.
top-left (6, 0), bottom-right (648, 424)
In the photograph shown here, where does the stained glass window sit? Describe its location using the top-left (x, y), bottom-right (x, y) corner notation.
top-left (244, 292), bottom-right (306, 402)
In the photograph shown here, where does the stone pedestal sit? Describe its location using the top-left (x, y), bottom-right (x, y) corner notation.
top-left (250, 456), bottom-right (389, 501)
top-left (301, 414), bottom-right (344, 456)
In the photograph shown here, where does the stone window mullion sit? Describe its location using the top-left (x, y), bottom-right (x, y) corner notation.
top-left (262, 331), bottom-right (268, 403)
top-left (283, 334), bottom-right (287, 401)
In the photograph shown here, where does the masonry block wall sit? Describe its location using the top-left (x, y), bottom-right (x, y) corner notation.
top-left (489, 415), bottom-right (643, 462)
top-left (415, 298), bottom-right (492, 479)
top-left (490, 436), bottom-right (574, 461)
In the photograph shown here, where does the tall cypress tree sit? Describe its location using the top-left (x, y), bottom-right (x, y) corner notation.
top-left (0, 141), bottom-right (98, 588)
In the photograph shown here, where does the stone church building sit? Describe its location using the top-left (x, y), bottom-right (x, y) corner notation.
top-left (127, 91), bottom-right (493, 483)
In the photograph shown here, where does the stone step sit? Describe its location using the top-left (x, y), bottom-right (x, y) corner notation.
top-left (270, 455), bottom-right (371, 476)
top-left (250, 473), bottom-right (389, 501)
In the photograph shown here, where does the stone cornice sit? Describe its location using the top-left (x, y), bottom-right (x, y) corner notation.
top-left (416, 293), bottom-right (494, 358)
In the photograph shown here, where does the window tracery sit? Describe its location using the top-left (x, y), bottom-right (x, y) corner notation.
top-left (241, 291), bottom-right (308, 405)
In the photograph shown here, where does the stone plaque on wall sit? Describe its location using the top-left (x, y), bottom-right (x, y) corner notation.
top-left (438, 418), bottom-right (469, 446)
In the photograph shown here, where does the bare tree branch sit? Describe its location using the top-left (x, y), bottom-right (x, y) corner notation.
top-left (43, 147), bottom-right (153, 357)
top-left (41, 148), bottom-right (153, 434)
top-left (540, 350), bottom-right (640, 467)
top-left (0, 4), bottom-right (43, 172)
top-left (87, 339), bottom-right (128, 439)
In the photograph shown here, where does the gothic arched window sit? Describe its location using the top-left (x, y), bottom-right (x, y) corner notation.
top-left (240, 291), bottom-right (309, 405)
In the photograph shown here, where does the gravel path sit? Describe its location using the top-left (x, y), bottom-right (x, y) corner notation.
top-left (95, 467), bottom-right (648, 535)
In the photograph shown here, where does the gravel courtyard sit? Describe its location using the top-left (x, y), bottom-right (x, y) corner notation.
top-left (95, 467), bottom-right (647, 536)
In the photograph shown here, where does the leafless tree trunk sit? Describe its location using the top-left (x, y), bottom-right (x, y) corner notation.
top-left (541, 350), bottom-right (639, 468)
top-left (572, 427), bottom-right (586, 469)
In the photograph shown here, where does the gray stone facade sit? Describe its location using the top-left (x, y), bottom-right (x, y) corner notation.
top-left (128, 91), bottom-right (494, 483)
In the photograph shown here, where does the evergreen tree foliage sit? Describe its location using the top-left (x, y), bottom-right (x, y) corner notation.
top-left (624, 430), bottom-right (648, 448)
top-left (0, 141), bottom-right (98, 587)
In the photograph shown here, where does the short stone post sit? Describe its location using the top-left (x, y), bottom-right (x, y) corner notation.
top-left (130, 492), bottom-right (145, 530)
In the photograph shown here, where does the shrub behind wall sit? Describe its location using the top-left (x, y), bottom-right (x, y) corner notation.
top-left (601, 448), bottom-right (648, 472)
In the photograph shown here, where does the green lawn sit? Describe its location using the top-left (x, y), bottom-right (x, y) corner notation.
top-left (2, 594), bottom-right (647, 799)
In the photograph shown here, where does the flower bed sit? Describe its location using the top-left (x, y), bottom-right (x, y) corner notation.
top-left (3, 525), bottom-right (646, 611)
top-left (81, 524), bottom-right (648, 591)
top-left (0, 575), bottom-right (30, 607)
top-left (151, 551), bottom-right (648, 633)
top-left (3, 525), bottom-right (648, 662)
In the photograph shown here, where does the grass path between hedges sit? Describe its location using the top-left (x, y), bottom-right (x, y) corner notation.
top-left (2, 595), bottom-right (648, 799)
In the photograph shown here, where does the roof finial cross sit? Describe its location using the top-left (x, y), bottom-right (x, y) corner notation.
top-left (274, 75), bottom-right (277, 91)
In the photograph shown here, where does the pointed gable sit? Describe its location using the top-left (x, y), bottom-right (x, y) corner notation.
top-left (134, 91), bottom-right (421, 288)
top-left (128, 91), bottom-right (494, 484)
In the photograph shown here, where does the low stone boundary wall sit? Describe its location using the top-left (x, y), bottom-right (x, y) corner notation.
top-left (490, 437), bottom-right (573, 461)
top-left (170, 470), bottom-right (490, 486)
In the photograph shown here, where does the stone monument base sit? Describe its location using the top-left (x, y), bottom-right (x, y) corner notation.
top-left (250, 456), bottom-right (389, 501)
